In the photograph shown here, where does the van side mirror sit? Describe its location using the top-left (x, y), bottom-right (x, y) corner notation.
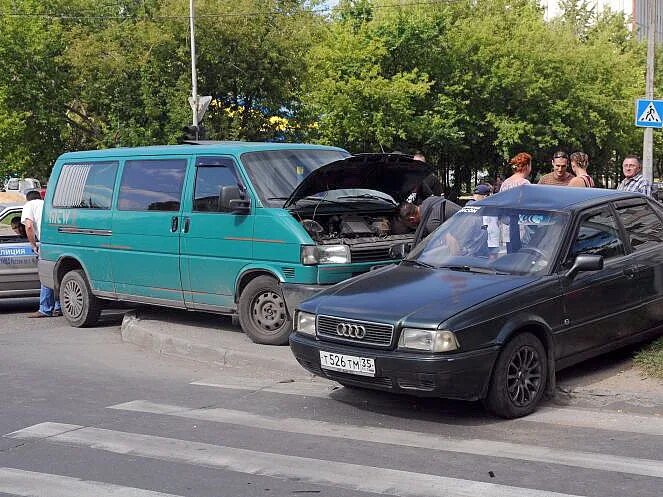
top-left (565, 254), bottom-right (603, 279)
top-left (389, 242), bottom-right (412, 259)
top-left (219, 185), bottom-right (250, 215)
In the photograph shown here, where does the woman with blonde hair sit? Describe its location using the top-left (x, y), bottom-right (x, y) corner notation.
top-left (568, 151), bottom-right (594, 187)
top-left (500, 152), bottom-right (532, 192)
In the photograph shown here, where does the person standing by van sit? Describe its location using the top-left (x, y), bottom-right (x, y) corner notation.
top-left (22, 190), bottom-right (61, 318)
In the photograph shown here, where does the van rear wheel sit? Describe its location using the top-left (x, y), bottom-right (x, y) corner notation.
top-left (60, 269), bottom-right (101, 327)
top-left (238, 276), bottom-right (291, 345)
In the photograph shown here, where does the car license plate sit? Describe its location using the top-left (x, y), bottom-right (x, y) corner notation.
top-left (319, 351), bottom-right (375, 377)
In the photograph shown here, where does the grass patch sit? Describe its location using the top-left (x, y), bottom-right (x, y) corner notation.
top-left (634, 337), bottom-right (663, 379)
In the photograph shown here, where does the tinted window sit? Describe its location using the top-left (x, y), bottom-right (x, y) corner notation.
top-left (118, 159), bottom-right (187, 211)
top-left (616, 203), bottom-right (663, 251)
top-left (569, 209), bottom-right (624, 261)
top-left (53, 162), bottom-right (118, 209)
top-left (193, 157), bottom-right (239, 212)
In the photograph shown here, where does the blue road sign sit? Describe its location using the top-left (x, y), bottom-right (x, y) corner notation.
top-left (635, 99), bottom-right (663, 128)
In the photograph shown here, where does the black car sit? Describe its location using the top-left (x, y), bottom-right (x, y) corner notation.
top-left (290, 185), bottom-right (663, 418)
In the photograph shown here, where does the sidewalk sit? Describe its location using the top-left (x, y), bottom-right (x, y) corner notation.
top-left (121, 309), bottom-right (663, 410)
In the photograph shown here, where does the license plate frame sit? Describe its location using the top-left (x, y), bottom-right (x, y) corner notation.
top-left (319, 351), bottom-right (375, 377)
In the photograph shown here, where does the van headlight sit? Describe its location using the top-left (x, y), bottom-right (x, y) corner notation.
top-left (301, 245), bottom-right (351, 265)
top-left (398, 328), bottom-right (459, 352)
top-left (294, 311), bottom-right (316, 336)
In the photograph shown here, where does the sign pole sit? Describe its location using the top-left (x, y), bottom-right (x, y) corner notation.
top-left (189, 0), bottom-right (199, 138)
top-left (642, 0), bottom-right (656, 183)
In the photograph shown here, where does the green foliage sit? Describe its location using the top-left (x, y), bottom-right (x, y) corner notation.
top-left (634, 337), bottom-right (663, 379)
top-left (0, 0), bottom-right (656, 190)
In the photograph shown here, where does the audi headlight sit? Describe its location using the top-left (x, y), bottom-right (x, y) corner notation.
top-left (294, 311), bottom-right (316, 336)
top-left (398, 328), bottom-right (459, 352)
top-left (300, 245), bottom-right (351, 265)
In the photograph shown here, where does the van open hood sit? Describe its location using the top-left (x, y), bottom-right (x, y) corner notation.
top-left (284, 154), bottom-right (436, 208)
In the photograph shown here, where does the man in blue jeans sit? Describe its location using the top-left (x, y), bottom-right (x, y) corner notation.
top-left (21, 190), bottom-right (61, 318)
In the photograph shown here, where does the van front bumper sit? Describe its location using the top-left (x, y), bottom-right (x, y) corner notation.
top-left (289, 332), bottom-right (499, 401)
top-left (281, 283), bottom-right (328, 315)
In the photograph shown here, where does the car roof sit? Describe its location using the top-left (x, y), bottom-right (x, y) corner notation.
top-left (477, 185), bottom-right (643, 212)
top-left (57, 142), bottom-right (347, 160)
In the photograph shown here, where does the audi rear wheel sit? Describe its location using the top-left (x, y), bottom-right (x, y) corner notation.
top-left (238, 276), bottom-right (292, 345)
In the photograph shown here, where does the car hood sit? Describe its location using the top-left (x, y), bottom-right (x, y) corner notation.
top-left (303, 263), bottom-right (537, 326)
top-left (284, 153), bottom-right (434, 207)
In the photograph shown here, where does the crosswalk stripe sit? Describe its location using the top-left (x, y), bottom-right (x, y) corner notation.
top-left (0, 467), bottom-right (182, 497)
top-left (191, 377), bottom-right (663, 436)
top-left (109, 400), bottom-right (663, 479)
top-left (5, 422), bottom-right (588, 497)
top-left (524, 408), bottom-right (663, 436)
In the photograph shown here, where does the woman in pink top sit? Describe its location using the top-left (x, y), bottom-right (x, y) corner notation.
top-left (500, 152), bottom-right (532, 192)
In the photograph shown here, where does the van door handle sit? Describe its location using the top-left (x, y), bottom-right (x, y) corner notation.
top-left (170, 216), bottom-right (179, 232)
top-left (182, 217), bottom-right (190, 233)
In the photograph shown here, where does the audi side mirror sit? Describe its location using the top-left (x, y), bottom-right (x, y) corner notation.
top-left (565, 254), bottom-right (603, 279)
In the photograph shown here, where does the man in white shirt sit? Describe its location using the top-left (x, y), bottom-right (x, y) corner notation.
top-left (21, 190), bottom-right (61, 318)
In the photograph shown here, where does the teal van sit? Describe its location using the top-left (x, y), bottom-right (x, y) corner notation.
top-left (39, 143), bottom-right (434, 344)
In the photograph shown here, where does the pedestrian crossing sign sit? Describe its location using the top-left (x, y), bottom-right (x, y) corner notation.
top-left (635, 99), bottom-right (663, 128)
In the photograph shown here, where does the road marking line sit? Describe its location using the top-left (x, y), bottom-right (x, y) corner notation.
top-left (109, 400), bottom-right (663, 479)
top-left (191, 377), bottom-right (663, 436)
top-left (5, 422), bottom-right (587, 497)
top-left (0, 467), bottom-right (182, 497)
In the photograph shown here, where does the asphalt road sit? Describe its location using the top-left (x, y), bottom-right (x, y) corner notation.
top-left (0, 298), bottom-right (661, 497)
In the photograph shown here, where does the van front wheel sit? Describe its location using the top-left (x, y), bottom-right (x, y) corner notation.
top-left (60, 269), bottom-right (101, 327)
top-left (238, 276), bottom-right (291, 345)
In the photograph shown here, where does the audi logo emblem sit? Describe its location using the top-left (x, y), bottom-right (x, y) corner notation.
top-left (336, 322), bottom-right (366, 339)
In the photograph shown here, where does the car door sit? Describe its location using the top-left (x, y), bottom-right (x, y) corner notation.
top-left (111, 157), bottom-right (188, 307)
top-left (613, 199), bottom-right (663, 335)
top-left (179, 155), bottom-right (254, 311)
top-left (557, 205), bottom-right (634, 360)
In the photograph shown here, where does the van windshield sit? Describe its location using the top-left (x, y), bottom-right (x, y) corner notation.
top-left (241, 149), bottom-right (349, 207)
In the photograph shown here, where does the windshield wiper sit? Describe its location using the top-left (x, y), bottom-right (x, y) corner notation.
top-left (402, 259), bottom-right (436, 269)
top-left (438, 265), bottom-right (506, 275)
top-left (337, 193), bottom-right (396, 204)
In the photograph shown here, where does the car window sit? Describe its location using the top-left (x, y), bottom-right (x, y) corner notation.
top-left (568, 208), bottom-right (624, 262)
top-left (53, 162), bottom-right (118, 209)
top-left (193, 157), bottom-right (239, 213)
top-left (0, 210), bottom-right (22, 238)
top-left (118, 159), bottom-right (187, 211)
top-left (615, 202), bottom-right (663, 251)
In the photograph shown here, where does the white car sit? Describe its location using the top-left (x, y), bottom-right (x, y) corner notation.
top-left (0, 204), bottom-right (40, 298)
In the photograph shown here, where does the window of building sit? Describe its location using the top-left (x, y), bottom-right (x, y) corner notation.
top-left (53, 162), bottom-right (118, 209)
top-left (118, 159), bottom-right (187, 211)
top-left (616, 202), bottom-right (663, 251)
top-left (193, 157), bottom-right (240, 213)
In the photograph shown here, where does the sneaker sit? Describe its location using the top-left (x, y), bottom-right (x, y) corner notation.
top-left (28, 311), bottom-right (50, 318)
top-left (51, 309), bottom-right (62, 317)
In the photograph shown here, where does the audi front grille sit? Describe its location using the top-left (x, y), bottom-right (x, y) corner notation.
top-left (316, 315), bottom-right (394, 348)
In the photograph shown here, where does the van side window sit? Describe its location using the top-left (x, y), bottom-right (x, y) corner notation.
top-left (52, 162), bottom-right (118, 209)
top-left (118, 159), bottom-right (187, 211)
top-left (194, 157), bottom-right (239, 213)
top-left (615, 202), bottom-right (663, 251)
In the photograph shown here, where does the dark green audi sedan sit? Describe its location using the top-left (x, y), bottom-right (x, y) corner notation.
top-left (290, 185), bottom-right (663, 418)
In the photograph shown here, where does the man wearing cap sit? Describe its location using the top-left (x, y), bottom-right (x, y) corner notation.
top-left (538, 151), bottom-right (574, 186)
top-left (468, 183), bottom-right (492, 203)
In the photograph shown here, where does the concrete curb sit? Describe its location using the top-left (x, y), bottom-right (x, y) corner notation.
top-left (120, 309), bottom-right (663, 409)
top-left (120, 310), bottom-right (304, 376)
